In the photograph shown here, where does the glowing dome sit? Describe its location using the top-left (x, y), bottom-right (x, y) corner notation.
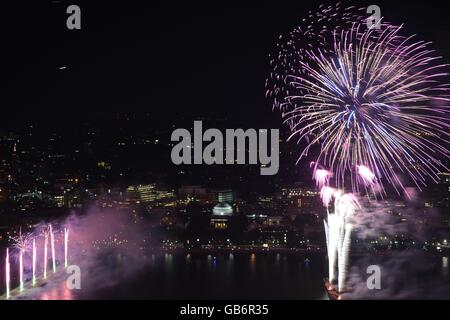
top-left (212, 202), bottom-right (233, 216)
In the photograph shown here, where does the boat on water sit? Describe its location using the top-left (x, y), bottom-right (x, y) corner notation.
top-left (324, 278), bottom-right (353, 300)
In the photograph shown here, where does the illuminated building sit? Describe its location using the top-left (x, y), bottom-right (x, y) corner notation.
top-left (210, 218), bottom-right (228, 230)
top-left (212, 202), bottom-right (233, 216)
top-left (97, 161), bottom-right (112, 170)
top-left (263, 216), bottom-right (283, 227)
top-left (178, 185), bottom-right (207, 198)
top-left (54, 195), bottom-right (65, 208)
top-left (177, 185), bottom-right (210, 203)
top-left (217, 190), bottom-right (234, 203)
top-left (126, 184), bottom-right (175, 205)
top-left (210, 202), bottom-right (233, 229)
top-left (438, 172), bottom-right (450, 184)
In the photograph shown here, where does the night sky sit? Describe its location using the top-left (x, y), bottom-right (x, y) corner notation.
top-left (2, 0), bottom-right (450, 130)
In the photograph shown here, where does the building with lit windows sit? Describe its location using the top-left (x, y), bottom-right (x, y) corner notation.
top-left (125, 184), bottom-right (175, 205)
top-left (216, 189), bottom-right (234, 203)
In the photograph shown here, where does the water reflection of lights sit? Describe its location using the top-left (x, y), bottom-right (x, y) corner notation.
top-left (164, 253), bottom-right (173, 263)
top-left (40, 284), bottom-right (73, 300)
top-left (37, 282), bottom-right (74, 300)
top-left (442, 256), bottom-right (448, 276)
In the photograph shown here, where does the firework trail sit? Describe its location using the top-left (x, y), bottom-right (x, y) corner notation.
top-left (49, 224), bottom-right (56, 273)
top-left (19, 251), bottom-right (23, 292)
top-left (5, 249), bottom-right (10, 299)
top-left (44, 232), bottom-right (48, 279)
top-left (64, 228), bottom-right (69, 268)
top-left (267, 5), bottom-right (450, 195)
top-left (32, 239), bottom-right (36, 286)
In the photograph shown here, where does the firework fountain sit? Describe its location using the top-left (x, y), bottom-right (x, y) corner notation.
top-left (11, 228), bottom-right (30, 293)
top-left (267, 4), bottom-right (450, 297)
top-left (316, 169), bottom-right (366, 293)
top-left (3, 225), bottom-right (69, 299)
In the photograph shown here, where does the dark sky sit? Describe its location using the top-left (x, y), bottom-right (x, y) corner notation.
top-left (2, 0), bottom-right (450, 129)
